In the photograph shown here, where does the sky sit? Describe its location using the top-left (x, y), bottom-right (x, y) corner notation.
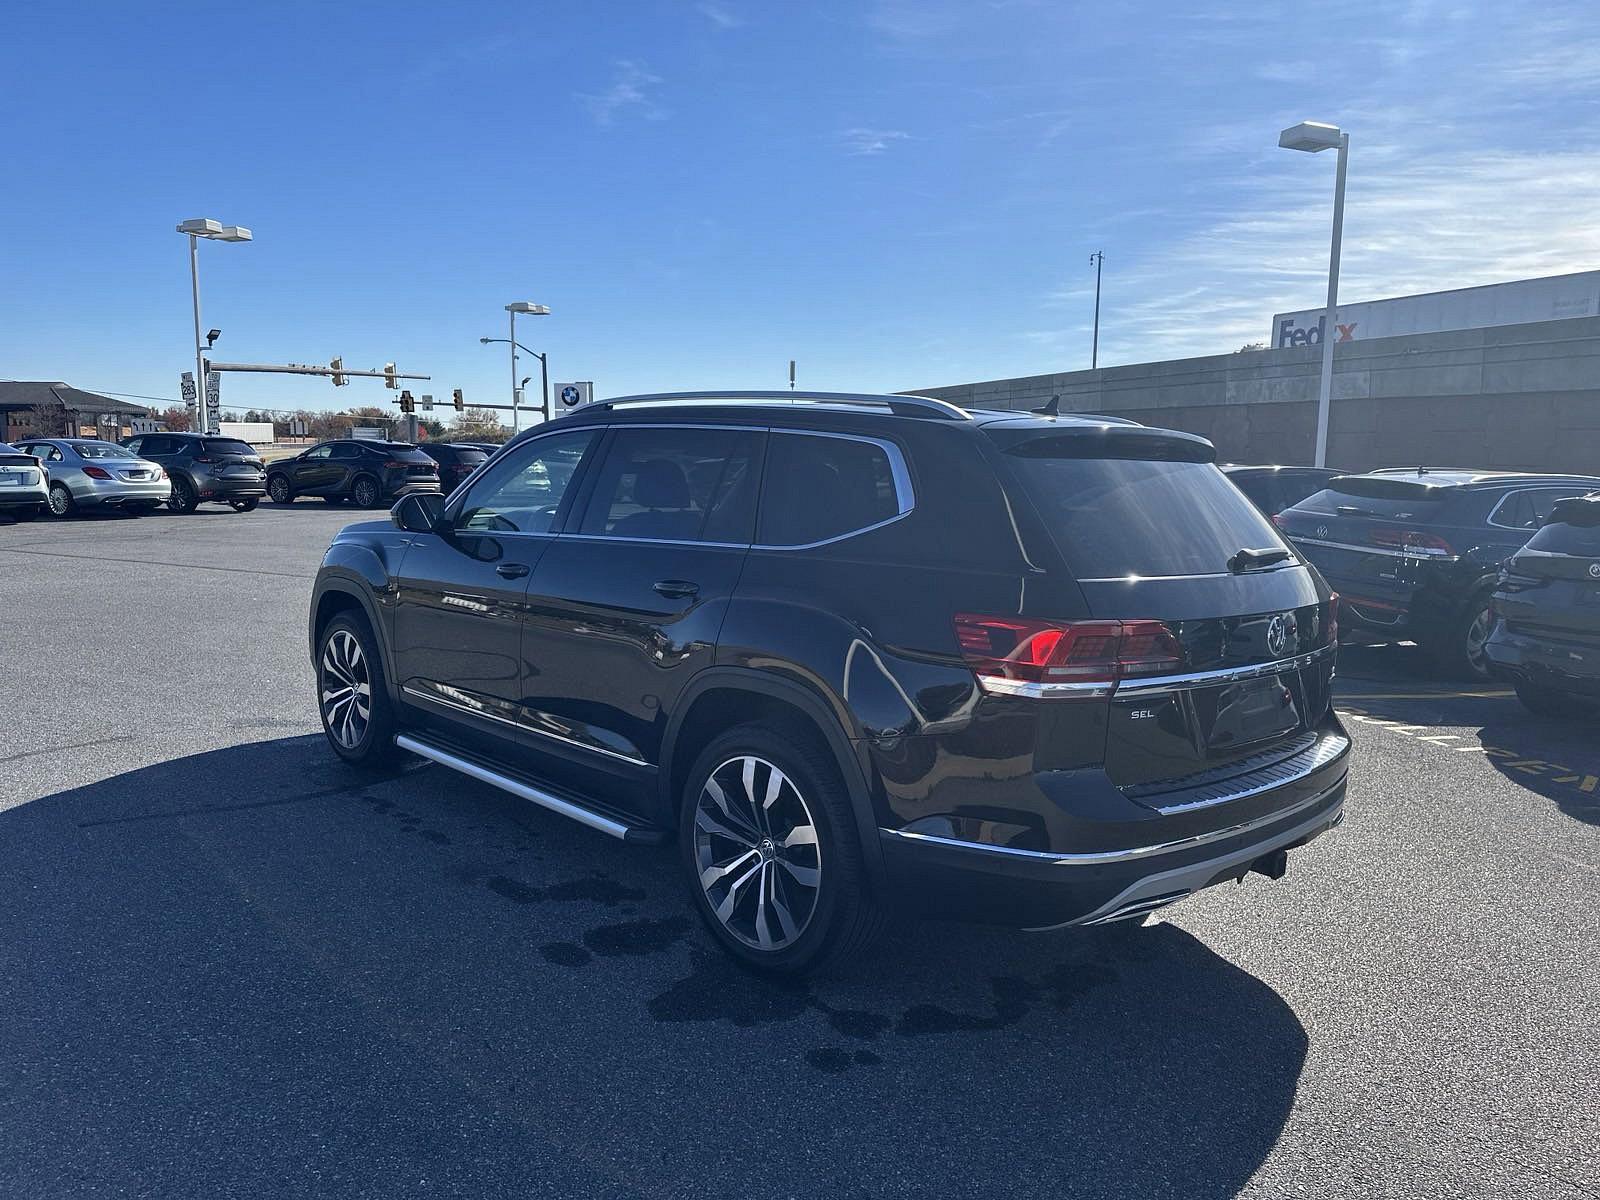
top-left (3, 0), bottom-right (1599, 417)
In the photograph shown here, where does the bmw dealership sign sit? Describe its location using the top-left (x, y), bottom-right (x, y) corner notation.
top-left (554, 381), bottom-right (594, 410)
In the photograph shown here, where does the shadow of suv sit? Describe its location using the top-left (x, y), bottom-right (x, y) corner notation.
top-left (309, 391), bottom-right (1350, 973)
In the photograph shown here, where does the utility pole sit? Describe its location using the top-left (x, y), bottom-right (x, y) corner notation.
top-left (1089, 250), bottom-right (1104, 370)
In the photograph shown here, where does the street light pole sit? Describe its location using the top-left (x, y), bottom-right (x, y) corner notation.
top-left (1278, 121), bottom-right (1349, 468)
top-left (1089, 250), bottom-right (1104, 370)
top-left (188, 234), bottom-right (206, 434)
top-left (176, 218), bottom-right (251, 437)
top-left (509, 308), bottom-right (520, 434)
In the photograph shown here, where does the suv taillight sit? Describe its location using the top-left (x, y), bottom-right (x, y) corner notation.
top-left (953, 614), bottom-right (1182, 695)
top-left (1370, 528), bottom-right (1454, 557)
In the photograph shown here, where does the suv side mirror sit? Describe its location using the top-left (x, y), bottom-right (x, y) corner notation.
top-left (392, 491), bottom-right (446, 533)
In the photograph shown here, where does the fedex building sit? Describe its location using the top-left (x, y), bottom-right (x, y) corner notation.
top-left (911, 270), bottom-right (1600, 475)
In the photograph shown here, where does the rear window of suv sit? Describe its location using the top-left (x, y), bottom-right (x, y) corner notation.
top-left (1009, 456), bottom-right (1288, 578)
top-left (202, 439), bottom-right (258, 456)
top-left (1524, 495), bottom-right (1600, 555)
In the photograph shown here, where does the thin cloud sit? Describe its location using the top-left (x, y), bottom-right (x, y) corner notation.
top-left (578, 60), bottom-right (667, 127)
top-left (696, 2), bottom-right (744, 30)
top-left (840, 127), bottom-right (912, 156)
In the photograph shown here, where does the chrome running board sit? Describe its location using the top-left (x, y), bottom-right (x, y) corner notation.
top-left (395, 733), bottom-right (632, 841)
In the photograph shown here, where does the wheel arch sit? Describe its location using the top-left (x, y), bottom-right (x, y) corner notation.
top-left (662, 668), bottom-right (885, 883)
top-left (309, 581), bottom-right (398, 705)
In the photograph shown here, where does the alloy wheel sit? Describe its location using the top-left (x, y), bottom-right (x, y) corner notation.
top-left (320, 629), bottom-right (372, 750)
top-left (354, 478), bottom-right (379, 507)
top-left (268, 476), bottom-right (291, 503)
top-left (1465, 606), bottom-right (1493, 675)
top-left (48, 485), bottom-right (71, 516)
top-left (693, 756), bottom-right (821, 952)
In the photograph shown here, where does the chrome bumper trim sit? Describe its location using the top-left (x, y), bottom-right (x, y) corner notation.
top-left (880, 771), bottom-right (1347, 868)
top-left (1147, 732), bottom-right (1350, 815)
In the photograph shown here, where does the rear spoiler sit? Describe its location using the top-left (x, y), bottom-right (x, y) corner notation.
top-left (1326, 475), bottom-right (1454, 500)
top-left (986, 424), bottom-right (1215, 463)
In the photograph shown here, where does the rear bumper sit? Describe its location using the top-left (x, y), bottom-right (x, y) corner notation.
top-left (385, 480), bottom-right (442, 499)
top-left (1485, 623), bottom-right (1600, 697)
top-left (74, 481), bottom-right (172, 506)
top-left (877, 737), bottom-right (1349, 929)
top-left (197, 477), bottom-right (267, 499)
top-left (0, 486), bottom-right (49, 508)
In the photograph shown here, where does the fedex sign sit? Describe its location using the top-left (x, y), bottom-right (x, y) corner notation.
top-left (1275, 316), bottom-right (1359, 348)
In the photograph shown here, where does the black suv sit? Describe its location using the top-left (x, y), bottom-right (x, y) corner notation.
top-left (1486, 493), bottom-right (1600, 715)
top-left (416, 442), bottom-right (490, 493)
top-left (1223, 465), bottom-right (1341, 518)
top-left (1275, 469), bottom-right (1600, 678)
top-left (121, 432), bottom-right (266, 513)
top-left (309, 391), bottom-right (1349, 972)
top-left (266, 440), bottom-right (440, 508)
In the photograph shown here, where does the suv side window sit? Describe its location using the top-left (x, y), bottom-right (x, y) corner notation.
top-left (757, 431), bottom-right (906, 548)
top-left (304, 444), bottom-right (333, 460)
top-left (577, 426), bottom-right (764, 544)
top-left (331, 443), bottom-right (362, 460)
top-left (1491, 487), bottom-right (1586, 530)
top-left (455, 429), bottom-right (598, 534)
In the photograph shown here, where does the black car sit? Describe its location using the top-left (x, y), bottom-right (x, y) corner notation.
top-left (1223, 465), bottom-right (1342, 517)
top-left (121, 432), bottom-right (266, 513)
top-left (266, 439), bottom-right (440, 508)
top-left (1486, 493), bottom-right (1600, 715)
top-left (1275, 469), bottom-right (1600, 679)
top-left (309, 390), bottom-right (1349, 973)
top-left (416, 442), bottom-right (490, 493)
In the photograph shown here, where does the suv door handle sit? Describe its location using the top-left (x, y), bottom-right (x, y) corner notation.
top-left (652, 579), bottom-right (700, 599)
top-left (496, 563), bottom-right (531, 579)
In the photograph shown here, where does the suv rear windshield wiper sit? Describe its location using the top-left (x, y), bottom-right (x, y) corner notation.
top-left (1228, 546), bottom-right (1292, 573)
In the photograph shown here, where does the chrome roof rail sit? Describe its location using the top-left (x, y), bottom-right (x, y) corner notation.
top-left (594, 391), bottom-right (971, 421)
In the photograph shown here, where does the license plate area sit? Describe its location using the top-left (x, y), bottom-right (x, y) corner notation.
top-left (1195, 673), bottom-right (1303, 753)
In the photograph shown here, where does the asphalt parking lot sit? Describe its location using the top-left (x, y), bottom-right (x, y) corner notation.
top-left (2, 506), bottom-right (1596, 1200)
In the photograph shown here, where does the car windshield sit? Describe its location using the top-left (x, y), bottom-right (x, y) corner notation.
top-left (1007, 454), bottom-right (1291, 578)
top-left (71, 442), bottom-right (138, 459)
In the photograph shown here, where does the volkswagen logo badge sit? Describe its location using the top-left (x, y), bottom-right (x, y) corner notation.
top-left (1589, 562), bottom-right (1600, 580)
top-left (1316, 524), bottom-right (1329, 539)
top-left (1266, 614), bottom-right (1291, 657)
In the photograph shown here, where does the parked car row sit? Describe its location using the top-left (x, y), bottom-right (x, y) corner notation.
top-left (0, 435), bottom-right (495, 521)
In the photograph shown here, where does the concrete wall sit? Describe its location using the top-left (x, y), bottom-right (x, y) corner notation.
top-left (908, 316), bottom-right (1600, 473)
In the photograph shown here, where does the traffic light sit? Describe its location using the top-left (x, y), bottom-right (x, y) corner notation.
top-left (329, 357), bottom-right (347, 387)
top-left (452, 388), bottom-right (464, 412)
top-left (383, 362), bottom-right (398, 390)
top-left (400, 389), bottom-right (414, 414)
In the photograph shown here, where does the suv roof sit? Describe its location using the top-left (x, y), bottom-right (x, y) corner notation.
top-left (574, 390), bottom-right (1144, 431)
top-left (1358, 467), bottom-right (1600, 489)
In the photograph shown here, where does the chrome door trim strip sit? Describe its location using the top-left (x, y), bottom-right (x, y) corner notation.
top-left (403, 684), bottom-right (650, 766)
top-left (880, 774), bottom-right (1346, 867)
top-left (1113, 642), bottom-right (1337, 696)
top-left (395, 733), bottom-right (631, 840)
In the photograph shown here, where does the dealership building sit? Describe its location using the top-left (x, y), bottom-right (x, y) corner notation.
top-left (909, 271), bottom-right (1600, 473)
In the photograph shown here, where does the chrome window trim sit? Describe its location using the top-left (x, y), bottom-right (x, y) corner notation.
top-left (751, 428), bottom-right (916, 551)
top-left (559, 532), bottom-right (749, 551)
top-left (1288, 534), bottom-right (1459, 562)
top-left (1114, 642), bottom-right (1337, 696)
top-left (881, 773), bottom-right (1345, 867)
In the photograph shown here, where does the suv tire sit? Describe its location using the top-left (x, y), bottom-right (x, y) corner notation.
top-left (351, 475), bottom-right (381, 508)
top-left (267, 474), bottom-right (294, 505)
top-left (316, 612), bottom-right (401, 768)
top-left (167, 477), bottom-right (199, 513)
top-left (679, 722), bottom-right (886, 975)
top-left (1441, 587), bottom-right (1496, 681)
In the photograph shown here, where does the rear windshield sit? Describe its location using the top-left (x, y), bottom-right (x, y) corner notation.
top-left (1008, 457), bottom-right (1290, 578)
top-left (1288, 485), bottom-right (1448, 521)
top-left (203, 439), bottom-right (258, 456)
top-left (378, 443), bottom-right (431, 460)
top-left (71, 442), bottom-right (138, 460)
